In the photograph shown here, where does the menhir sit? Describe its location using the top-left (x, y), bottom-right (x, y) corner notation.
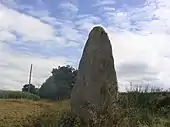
top-left (70, 26), bottom-right (118, 123)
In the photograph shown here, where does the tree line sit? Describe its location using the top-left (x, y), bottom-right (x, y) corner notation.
top-left (22, 65), bottom-right (78, 100)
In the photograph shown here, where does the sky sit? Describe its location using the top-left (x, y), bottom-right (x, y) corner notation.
top-left (0, 0), bottom-right (170, 91)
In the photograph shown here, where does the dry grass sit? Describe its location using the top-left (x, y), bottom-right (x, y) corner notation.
top-left (1, 91), bottom-right (170, 127)
top-left (0, 99), bottom-right (70, 127)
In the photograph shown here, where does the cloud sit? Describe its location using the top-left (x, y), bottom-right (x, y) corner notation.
top-left (58, 2), bottom-right (78, 19)
top-left (0, 3), bottom-right (81, 47)
top-left (70, 20), bottom-right (168, 90)
top-left (0, 5), bottom-right (58, 42)
top-left (0, 3), bottom-right (80, 90)
top-left (90, 0), bottom-right (170, 90)
top-left (0, 0), bottom-right (17, 8)
top-left (0, 0), bottom-right (170, 91)
top-left (76, 15), bottom-right (102, 31)
top-left (0, 46), bottom-right (73, 90)
top-left (0, 30), bottom-right (16, 41)
top-left (94, 0), bottom-right (116, 7)
top-left (58, 2), bottom-right (78, 12)
top-left (40, 16), bottom-right (62, 26)
top-left (117, 61), bottom-right (159, 81)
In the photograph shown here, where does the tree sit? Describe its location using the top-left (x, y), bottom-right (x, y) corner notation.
top-left (39, 76), bottom-right (57, 99)
top-left (39, 65), bottom-right (77, 100)
top-left (22, 84), bottom-right (37, 94)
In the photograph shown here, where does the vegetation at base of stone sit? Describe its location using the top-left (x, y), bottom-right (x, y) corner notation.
top-left (39, 65), bottom-right (77, 100)
top-left (77, 100), bottom-right (170, 127)
top-left (0, 90), bottom-right (40, 100)
top-left (57, 111), bottom-right (81, 127)
top-left (58, 85), bottom-right (170, 127)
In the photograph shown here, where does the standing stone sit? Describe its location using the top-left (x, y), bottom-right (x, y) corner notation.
top-left (70, 26), bottom-right (118, 123)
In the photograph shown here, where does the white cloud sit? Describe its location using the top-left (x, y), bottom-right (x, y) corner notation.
top-left (75, 15), bottom-right (102, 35)
top-left (0, 5), bottom-right (58, 42)
top-left (58, 2), bottom-right (78, 18)
top-left (27, 9), bottom-right (49, 17)
top-left (60, 24), bottom-right (84, 42)
top-left (59, 2), bottom-right (78, 12)
top-left (0, 3), bottom-right (80, 90)
top-left (0, 0), bottom-right (17, 8)
top-left (105, 0), bottom-right (170, 90)
top-left (145, 0), bottom-right (170, 34)
top-left (0, 4), bottom-right (81, 47)
top-left (94, 0), bottom-right (116, 6)
top-left (0, 30), bottom-right (16, 41)
top-left (0, 47), bottom-right (73, 90)
top-left (0, 0), bottom-right (170, 91)
top-left (40, 16), bottom-right (62, 26)
top-left (87, 0), bottom-right (169, 90)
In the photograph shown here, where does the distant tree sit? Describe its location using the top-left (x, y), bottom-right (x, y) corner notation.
top-left (39, 65), bottom-right (77, 100)
top-left (22, 84), bottom-right (37, 94)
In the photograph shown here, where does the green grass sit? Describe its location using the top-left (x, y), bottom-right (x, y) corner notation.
top-left (0, 90), bottom-right (40, 100)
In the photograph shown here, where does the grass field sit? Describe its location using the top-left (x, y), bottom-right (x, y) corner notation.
top-left (0, 99), bottom-right (70, 127)
top-left (1, 92), bottom-right (170, 127)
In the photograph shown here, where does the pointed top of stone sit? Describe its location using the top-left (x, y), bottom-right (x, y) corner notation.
top-left (89, 26), bottom-right (107, 37)
top-left (91, 26), bottom-right (105, 31)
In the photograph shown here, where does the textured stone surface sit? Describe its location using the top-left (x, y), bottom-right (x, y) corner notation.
top-left (70, 26), bottom-right (118, 122)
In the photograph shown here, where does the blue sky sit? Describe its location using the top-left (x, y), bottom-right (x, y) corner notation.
top-left (0, 0), bottom-right (170, 91)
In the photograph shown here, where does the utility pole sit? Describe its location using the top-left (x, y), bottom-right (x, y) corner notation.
top-left (28, 64), bottom-right (33, 93)
top-left (37, 84), bottom-right (41, 96)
